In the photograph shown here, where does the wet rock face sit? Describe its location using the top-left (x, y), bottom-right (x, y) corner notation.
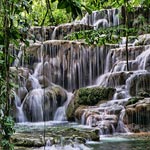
top-left (103, 72), bottom-right (132, 87)
top-left (74, 104), bottom-right (121, 134)
top-left (127, 73), bottom-right (150, 96)
top-left (125, 98), bottom-right (150, 132)
top-left (134, 34), bottom-right (150, 46)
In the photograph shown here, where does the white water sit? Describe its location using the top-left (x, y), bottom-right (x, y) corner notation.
top-left (44, 143), bottom-right (91, 150)
top-left (54, 92), bottom-right (73, 121)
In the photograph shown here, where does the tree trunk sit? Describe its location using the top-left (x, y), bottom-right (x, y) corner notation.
top-left (3, 0), bottom-right (11, 148)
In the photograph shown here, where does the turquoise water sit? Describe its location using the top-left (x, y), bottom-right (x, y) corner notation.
top-left (87, 136), bottom-right (150, 150)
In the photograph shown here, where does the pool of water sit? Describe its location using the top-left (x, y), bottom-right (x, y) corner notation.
top-left (87, 135), bottom-right (150, 150)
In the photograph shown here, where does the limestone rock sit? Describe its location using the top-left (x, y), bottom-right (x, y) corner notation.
top-left (125, 98), bottom-right (150, 132)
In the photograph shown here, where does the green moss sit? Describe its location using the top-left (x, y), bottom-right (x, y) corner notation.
top-left (126, 97), bottom-right (144, 106)
top-left (66, 99), bottom-right (76, 121)
top-left (76, 87), bottom-right (115, 106)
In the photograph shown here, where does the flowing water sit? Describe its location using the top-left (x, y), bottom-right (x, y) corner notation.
top-left (12, 8), bottom-right (150, 149)
top-left (87, 135), bottom-right (150, 150)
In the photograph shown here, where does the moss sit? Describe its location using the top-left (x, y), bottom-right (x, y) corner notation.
top-left (126, 97), bottom-right (144, 106)
top-left (66, 87), bottom-right (115, 121)
top-left (76, 87), bottom-right (115, 106)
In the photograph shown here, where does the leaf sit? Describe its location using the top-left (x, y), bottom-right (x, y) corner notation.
top-left (10, 82), bottom-right (19, 88)
top-left (9, 55), bottom-right (15, 64)
top-left (57, 0), bottom-right (68, 9)
top-left (10, 15), bottom-right (15, 20)
top-left (81, 4), bottom-right (92, 14)
top-left (24, 39), bottom-right (30, 46)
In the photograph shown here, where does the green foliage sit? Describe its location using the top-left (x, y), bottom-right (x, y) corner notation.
top-left (0, 116), bottom-right (15, 150)
top-left (66, 25), bottom-right (139, 46)
top-left (82, 0), bottom-right (110, 10)
top-left (0, 0), bottom-right (32, 149)
top-left (26, 0), bottom-right (91, 26)
top-left (52, 0), bottom-right (91, 20)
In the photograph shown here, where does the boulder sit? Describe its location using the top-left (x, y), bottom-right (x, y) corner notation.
top-left (66, 87), bottom-right (115, 121)
top-left (22, 85), bottom-right (67, 122)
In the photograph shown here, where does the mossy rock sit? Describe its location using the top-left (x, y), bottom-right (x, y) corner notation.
top-left (12, 126), bottom-right (99, 147)
top-left (76, 87), bottom-right (115, 106)
top-left (126, 97), bottom-right (144, 106)
top-left (66, 87), bottom-right (115, 121)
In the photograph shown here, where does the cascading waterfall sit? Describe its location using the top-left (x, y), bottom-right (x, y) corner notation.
top-left (13, 8), bottom-right (150, 139)
top-left (14, 93), bottom-right (27, 122)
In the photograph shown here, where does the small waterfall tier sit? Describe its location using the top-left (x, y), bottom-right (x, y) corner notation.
top-left (80, 8), bottom-right (120, 29)
top-left (11, 65), bottom-right (68, 122)
top-left (28, 8), bottom-right (121, 43)
top-left (28, 23), bottom-right (93, 41)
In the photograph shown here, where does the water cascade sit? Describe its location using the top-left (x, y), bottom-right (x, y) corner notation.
top-left (13, 8), bottom-right (150, 139)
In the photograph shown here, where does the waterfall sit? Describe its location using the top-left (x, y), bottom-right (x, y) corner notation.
top-left (54, 92), bottom-right (73, 121)
top-left (12, 8), bottom-right (150, 137)
top-left (27, 41), bottom-right (111, 91)
top-left (80, 8), bottom-right (120, 29)
top-left (14, 94), bottom-right (27, 122)
top-left (116, 108), bottom-right (130, 133)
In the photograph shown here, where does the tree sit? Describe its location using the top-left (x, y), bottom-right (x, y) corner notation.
top-left (0, 1), bottom-right (32, 149)
top-left (26, 0), bottom-right (91, 26)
